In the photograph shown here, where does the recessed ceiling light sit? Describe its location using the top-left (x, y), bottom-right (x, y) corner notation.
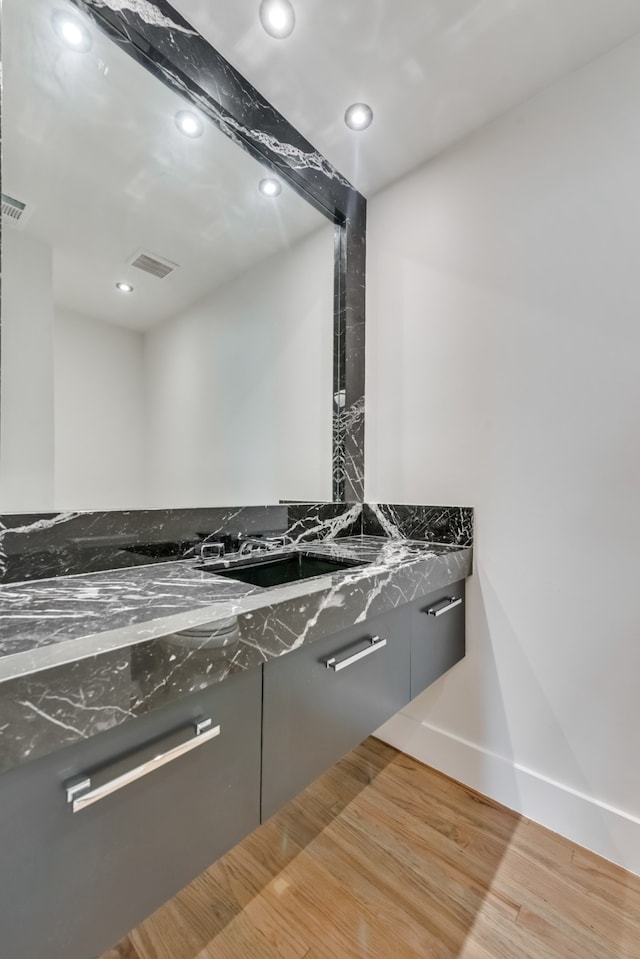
top-left (175, 110), bottom-right (204, 138)
top-left (52, 11), bottom-right (92, 52)
top-left (259, 0), bottom-right (295, 39)
top-left (345, 103), bottom-right (373, 131)
top-left (258, 178), bottom-right (282, 197)
top-left (116, 282), bottom-right (134, 293)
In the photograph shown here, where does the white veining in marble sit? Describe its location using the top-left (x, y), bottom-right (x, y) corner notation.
top-left (97, 0), bottom-right (196, 33)
top-left (367, 502), bottom-right (404, 540)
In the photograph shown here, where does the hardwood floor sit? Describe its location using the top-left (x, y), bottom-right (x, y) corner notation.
top-left (102, 737), bottom-right (640, 959)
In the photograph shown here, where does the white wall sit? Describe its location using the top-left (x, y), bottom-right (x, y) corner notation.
top-left (144, 223), bottom-right (334, 507)
top-left (369, 34), bottom-right (640, 874)
top-left (54, 308), bottom-right (146, 509)
top-left (2, 225), bottom-right (332, 511)
top-left (0, 231), bottom-right (55, 509)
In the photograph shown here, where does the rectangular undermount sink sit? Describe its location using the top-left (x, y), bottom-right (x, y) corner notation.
top-left (195, 552), bottom-right (366, 589)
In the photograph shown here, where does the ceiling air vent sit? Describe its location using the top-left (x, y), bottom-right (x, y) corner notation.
top-left (128, 249), bottom-right (179, 279)
top-left (2, 193), bottom-right (33, 229)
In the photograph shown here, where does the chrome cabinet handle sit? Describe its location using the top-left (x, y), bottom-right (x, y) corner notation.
top-left (326, 636), bottom-right (387, 672)
top-left (64, 718), bottom-right (221, 813)
top-left (424, 596), bottom-right (463, 618)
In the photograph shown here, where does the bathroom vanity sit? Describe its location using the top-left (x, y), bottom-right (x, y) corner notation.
top-left (0, 522), bottom-right (471, 959)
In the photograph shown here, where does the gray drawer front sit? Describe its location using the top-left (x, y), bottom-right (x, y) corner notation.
top-left (411, 580), bottom-right (465, 699)
top-left (0, 668), bottom-right (261, 959)
top-left (262, 606), bottom-right (411, 821)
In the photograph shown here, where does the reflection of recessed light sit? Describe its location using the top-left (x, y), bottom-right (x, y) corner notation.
top-left (52, 11), bottom-right (92, 52)
top-left (116, 282), bottom-right (134, 293)
top-left (259, 0), bottom-right (295, 39)
top-left (258, 178), bottom-right (282, 197)
top-left (175, 111), bottom-right (203, 138)
top-left (345, 103), bottom-right (373, 131)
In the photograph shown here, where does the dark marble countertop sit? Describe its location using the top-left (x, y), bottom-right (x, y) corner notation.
top-left (0, 536), bottom-right (472, 774)
top-left (0, 536), bottom-right (470, 684)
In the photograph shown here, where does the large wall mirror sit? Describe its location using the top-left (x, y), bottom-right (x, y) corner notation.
top-left (0, 0), bottom-right (366, 513)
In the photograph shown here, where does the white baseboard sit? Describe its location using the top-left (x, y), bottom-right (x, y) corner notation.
top-left (376, 711), bottom-right (640, 877)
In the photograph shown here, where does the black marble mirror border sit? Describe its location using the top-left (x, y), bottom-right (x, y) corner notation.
top-left (67, 0), bottom-right (366, 501)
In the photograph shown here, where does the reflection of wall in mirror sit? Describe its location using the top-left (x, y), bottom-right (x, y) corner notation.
top-left (0, 223), bottom-right (333, 511)
top-left (144, 222), bottom-right (334, 508)
top-left (0, 231), bottom-right (55, 510)
top-left (54, 307), bottom-right (146, 509)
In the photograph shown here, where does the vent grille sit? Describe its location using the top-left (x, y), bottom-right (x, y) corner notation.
top-left (128, 250), bottom-right (178, 279)
top-left (2, 193), bottom-right (27, 223)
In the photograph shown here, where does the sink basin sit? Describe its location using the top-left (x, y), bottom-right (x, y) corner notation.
top-left (196, 551), bottom-right (365, 589)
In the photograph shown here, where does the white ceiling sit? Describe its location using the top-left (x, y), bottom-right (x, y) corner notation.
top-left (2, 0), bottom-right (328, 331)
top-left (5, 0), bottom-right (640, 330)
top-left (172, 0), bottom-right (640, 197)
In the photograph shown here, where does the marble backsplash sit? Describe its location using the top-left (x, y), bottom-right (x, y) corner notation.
top-left (0, 504), bottom-right (359, 585)
top-left (362, 504), bottom-right (473, 546)
top-left (0, 502), bottom-right (473, 584)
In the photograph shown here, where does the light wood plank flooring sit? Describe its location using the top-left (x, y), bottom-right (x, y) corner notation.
top-left (102, 737), bottom-right (640, 959)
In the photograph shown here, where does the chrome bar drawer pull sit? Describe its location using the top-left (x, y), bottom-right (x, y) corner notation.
top-left (326, 636), bottom-right (387, 672)
top-left (424, 597), bottom-right (463, 618)
top-left (64, 719), bottom-right (221, 813)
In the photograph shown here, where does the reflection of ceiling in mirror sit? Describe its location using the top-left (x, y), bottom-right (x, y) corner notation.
top-left (2, 0), bottom-right (329, 331)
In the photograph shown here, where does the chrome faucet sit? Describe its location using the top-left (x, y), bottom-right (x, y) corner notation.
top-left (182, 533), bottom-right (225, 561)
top-left (198, 541), bottom-right (225, 561)
top-left (184, 532), bottom-right (287, 563)
top-left (237, 535), bottom-right (286, 557)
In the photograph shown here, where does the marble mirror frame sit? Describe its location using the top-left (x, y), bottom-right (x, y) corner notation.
top-left (0, 0), bottom-right (366, 505)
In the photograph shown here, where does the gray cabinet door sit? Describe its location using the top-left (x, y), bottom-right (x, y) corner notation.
top-left (411, 580), bottom-right (465, 699)
top-left (261, 606), bottom-right (411, 820)
top-left (0, 668), bottom-right (261, 959)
